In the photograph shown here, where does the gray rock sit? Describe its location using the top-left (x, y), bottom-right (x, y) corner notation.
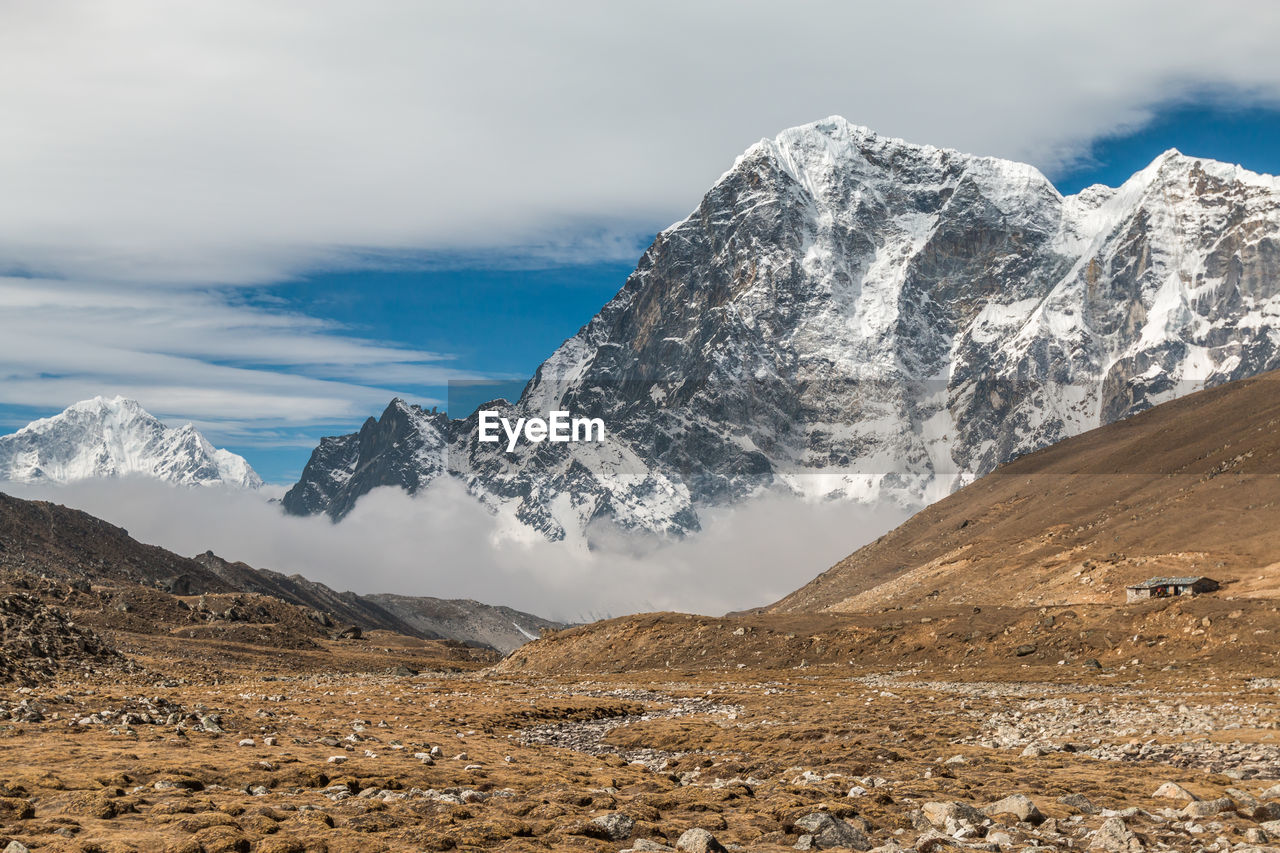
top-left (675, 828), bottom-right (726, 853)
top-left (794, 812), bottom-right (872, 850)
top-left (1226, 786), bottom-right (1280, 819)
top-left (588, 811), bottom-right (635, 841)
top-left (913, 831), bottom-right (965, 851)
top-left (629, 841), bottom-right (675, 853)
top-left (985, 793), bottom-right (1044, 824)
top-left (1058, 793), bottom-right (1099, 814)
top-left (1089, 817), bottom-right (1143, 852)
top-left (922, 801), bottom-right (985, 828)
top-left (1227, 787), bottom-right (1262, 809)
top-left (1182, 796), bottom-right (1233, 818)
top-left (1152, 781), bottom-right (1198, 801)
top-left (629, 841), bottom-right (675, 852)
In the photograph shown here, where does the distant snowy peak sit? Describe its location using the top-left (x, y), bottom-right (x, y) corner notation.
top-left (0, 396), bottom-right (262, 489)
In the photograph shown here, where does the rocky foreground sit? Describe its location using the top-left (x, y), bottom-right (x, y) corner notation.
top-left (0, 645), bottom-right (1278, 852)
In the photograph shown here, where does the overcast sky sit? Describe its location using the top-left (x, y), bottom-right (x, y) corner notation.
top-left (3, 0), bottom-right (1280, 460)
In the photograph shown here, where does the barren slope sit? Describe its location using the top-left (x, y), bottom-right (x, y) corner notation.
top-left (0, 492), bottom-right (237, 595)
top-left (0, 492), bottom-right (558, 653)
top-left (768, 369), bottom-right (1280, 615)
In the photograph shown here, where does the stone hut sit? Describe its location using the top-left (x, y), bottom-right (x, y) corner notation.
top-left (1125, 576), bottom-right (1219, 603)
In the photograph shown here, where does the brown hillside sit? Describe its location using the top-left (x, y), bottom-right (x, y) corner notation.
top-left (0, 492), bottom-right (237, 594)
top-left (768, 369), bottom-right (1280, 614)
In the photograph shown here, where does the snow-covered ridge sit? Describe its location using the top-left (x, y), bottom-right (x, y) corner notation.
top-left (0, 396), bottom-right (261, 489)
top-left (286, 116), bottom-right (1280, 541)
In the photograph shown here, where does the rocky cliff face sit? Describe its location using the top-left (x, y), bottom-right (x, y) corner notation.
top-left (286, 117), bottom-right (1280, 541)
top-left (282, 399), bottom-right (448, 520)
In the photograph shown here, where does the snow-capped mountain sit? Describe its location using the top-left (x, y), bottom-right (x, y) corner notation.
top-left (285, 116), bottom-right (1280, 539)
top-left (0, 396), bottom-right (261, 489)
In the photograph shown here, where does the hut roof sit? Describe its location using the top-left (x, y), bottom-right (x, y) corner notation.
top-left (1125, 576), bottom-right (1214, 590)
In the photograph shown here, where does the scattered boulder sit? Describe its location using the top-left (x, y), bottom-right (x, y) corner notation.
top-left (794, 812), bottom-right (872, 850)
top-left (628, 841), bottom-right (675, 852)
top-left (984, 793), bottom-right (1044, 825)
top-left (1058, 793), bottom-right (1099, 814)
top-left (1226, 786), bottom-right (1261, 809)
top-left (1152, 782), bottom-right (1197, 802)
top-left (1089, 817), bottom-right (1143, 852)
top-left (1224, 786), bottom-right (1278, 819)
top-left (587, 812), bottom-right (635, 841)
top-left (914, 830), bottom-right (965, 851)
top-left (922, 801), bottom-right (984, 827)
top-left (675, 827), bottom-right (726, 853)
top-left (1182, 796), bottom-right (1232, 818)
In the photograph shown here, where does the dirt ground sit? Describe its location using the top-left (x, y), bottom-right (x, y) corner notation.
top-left (0, 622), bottom-right (1278, 853)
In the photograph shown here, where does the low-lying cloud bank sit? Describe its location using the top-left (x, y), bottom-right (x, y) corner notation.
top-left (1, 478), bottom-right (911, 623)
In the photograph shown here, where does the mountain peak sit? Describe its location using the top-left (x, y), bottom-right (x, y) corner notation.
top-left (0, 398), bottom-right (261, 489)
top-left (67, 394), bottom-right (142, 414)
top-left (284, 118), bottom-right (1280, 540)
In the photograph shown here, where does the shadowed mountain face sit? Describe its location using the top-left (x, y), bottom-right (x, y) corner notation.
top-left (280, 400), bottom-right (449, 522)
top-left (365, 594), bottom-right (564, 656)
top-left (284, 117), bottom-right (1280, 543)
top-left (0, 492), bottom-right (559, 653)
top-left (767, 368), bottom-right (1280, 615)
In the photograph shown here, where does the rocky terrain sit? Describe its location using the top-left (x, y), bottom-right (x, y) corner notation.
top-left (0, 648), bottom-right (1279, 851)
top-left (0, 375), bottom-right (1278, 850)
top-left (285, 117), bottom-right (1280, 543)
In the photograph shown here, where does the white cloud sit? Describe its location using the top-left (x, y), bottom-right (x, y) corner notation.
top-left (1, 1), bottom-right (1279, 283)
top-left (0, 477), bottom-right (911, 621)
top-left (0, 276), bottom-right (473, 435)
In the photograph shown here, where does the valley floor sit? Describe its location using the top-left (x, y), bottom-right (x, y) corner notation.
top-left (0, 634), bottom-right (1278, 852)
